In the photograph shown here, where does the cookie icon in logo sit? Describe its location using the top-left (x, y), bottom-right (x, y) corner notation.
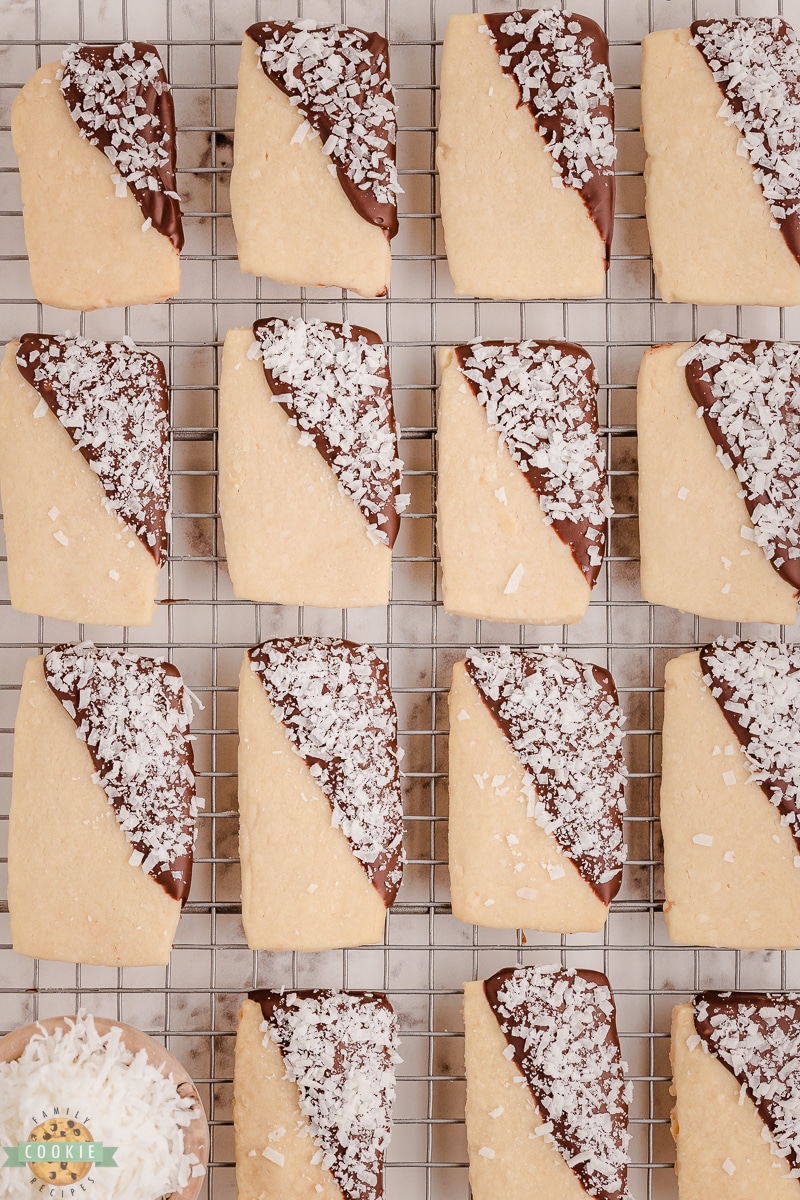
top-left (27, 1117), bottom-right (92, 1185)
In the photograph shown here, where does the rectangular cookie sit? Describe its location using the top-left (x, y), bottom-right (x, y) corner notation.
top-left (641, 21), bottom-right (800, 306)
top-left (8, 644), bottom-right (197, 967)
top-left (437, 341), bottom-right (609, 625)
top-left (219, 319), bottom-right (406, 609)
top-left (12, 42), bottom-right (182, 310)
top-left (448, 648), bottom-right (626, 933)
top-left (661, 642), bottom-right (800, 950)
top-left (671, 995), bottom-right (800, 1198)
top-left (238, 638), bottom-right (404, 951)
top-left (0, 336), bottom-right (169, 627)
top-left (464, 965), bottom-right (631, 1200)
top-left (230, 22), bottom-right (397, 298)
top-left (637, 336), bottom-right (798, 624)
top-left (437, 11), bottom-right (615, 298)
top-left (235, 991), bottom-right (398, 1200)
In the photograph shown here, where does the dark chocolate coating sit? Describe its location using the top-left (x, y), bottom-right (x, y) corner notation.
top-left (16, 334), bottom-right (170, 566)
top-left (464, 653), bottom-right (623, 904)
top-left (685, 341), bottom-right (800, 593)
top-left (246, 22), bottom-right (398, 239)
top-left (455, 339), bottom-right (606, 587)
top-left (483, 966), bottom-right (628, 1200)
top-left (60, 42), bottom-right (183, 252)
top-left (485, 11), bottom-right (615, 262)
top-left (691, 19), bottom-right (800, 269)
top-left (694, 989), bottom-right (800, 1173)
top-left (248, 988), bottom-right (395, 1200)
top-left (248, 637), bottom-right (403, 906)
top-left (253, 319), bottom-right (400, 549)
top-left (45, 647), bottom-right (194, 904)
top-left (700, 641), bottom-right (800, 855)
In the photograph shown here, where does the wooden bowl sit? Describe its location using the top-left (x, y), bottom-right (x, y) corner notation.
top-left (0, 1015), bottom-right (209, 1200)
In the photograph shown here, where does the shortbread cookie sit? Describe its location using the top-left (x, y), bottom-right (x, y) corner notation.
top-left (661, 641), bottom-right (800, 949)
top-left (637, 336), bottom-right (798, 624)
top-left (12, 42), bottom-right (182, 310)
top-left (9, 643), bottom-right (197, 966)
top-left (437, 341), bottom-right (610, 624)
top-left (671, 996), bottom-right (800, 1198)
top-left (230, 22), bottom-right (398, 297)
top-left (449, 647), bottom-right (626, 932)
top-left (437, 11), bottom-right (615, 299)
top-left (0, 336), bottom-right (169, 626)
top-left (641, 20), bottom-right (800, 306)
top-left (464, 965), bottom-right (631, 1200)
top-left (238, 637), bottom-right (404, 951)
top-left (219, 319), bottom-right (406, 609)
top-left (235, 991), bottom-right (398, 1200)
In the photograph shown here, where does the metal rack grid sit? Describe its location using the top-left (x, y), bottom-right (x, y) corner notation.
top-left (2, 0), bottom-right (800, 1196)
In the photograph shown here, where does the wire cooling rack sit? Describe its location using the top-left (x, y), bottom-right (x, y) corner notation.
top-left (2, 0), bottom-right (800, 1196)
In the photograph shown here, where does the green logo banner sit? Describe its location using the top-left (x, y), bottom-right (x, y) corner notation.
top-left (3, 1142), bottom-right (117, 1168)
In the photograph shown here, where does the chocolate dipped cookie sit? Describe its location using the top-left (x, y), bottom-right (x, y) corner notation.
top-left (437, 10), bottom-right (615, 299)
top-left (8, 643), bottom-right (198, 966)
top-left (642, 19), bottom-right (800, 306)
top-left (12, 41), bottom-right (182, 309)
top-left (230, 21), bottom-right (399, 297)
top-left (238, 637), bottom-right (404, 951)
top-left (437, 339), bottom-right (611, 625)
top-left (0, 335), bottom-right (170, 627)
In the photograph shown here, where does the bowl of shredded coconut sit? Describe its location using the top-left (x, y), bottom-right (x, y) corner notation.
top-left (0, 1011), bottom-right (208, 1199)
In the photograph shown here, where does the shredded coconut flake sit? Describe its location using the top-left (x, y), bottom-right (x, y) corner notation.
top-left (16, 336), bottom-right (170, 560)
top-left (249, 21), bottom-right (401, 224)
top-left (683, 334), bottom-right (800, 588)
top-left (59, 42), bottom-right (181, 244)
top-left (457, 340), bottom-right (611, 584)
top-left (249, 638), bottom-right (404, 900)
top-left (252, 319), bottom-right (404, 546)
top-left (695, 991), bottom-right (800, 1174)
top-left (259, 992), bottom-right (399, 1200)
top-left (44, 643), bottom-right (197, 897)
top-left (691, 19), bottom-right (800, 244)
top-left (701, 639), bottom-right (800, 853)
top-left (481, 11), bottom-right (616, 198)
top-left (487, 966), bottom-right (631, 1199)
top-left (466, 646), bottom-right (627, 894)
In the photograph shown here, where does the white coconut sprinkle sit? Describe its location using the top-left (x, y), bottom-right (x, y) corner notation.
top-left (516, 887), bottom-right (538, 900)
top-left (724, 850), bottom-right (736, 863)
top-left (722, 1158), bottom-right (737, 1175)
top-left (682, 333), bottom-right (800, 586)
top-left (0, 1012), bottom-right (203, 1200)
top-left (16, 336), bottom-right (170, 561)
top-left (457, 340), bottom-right (611, 580)
top-left (53, 529), bottom-right (69, 546)
top-left (478, 1146), bottom-right (495, 1159)
top-left (692, 833), bottom-right (714, 846)
top-left (488, 965), bottom-right (631, 1199)
top-left (481, 11), bottom-right (616, 196)
top-left (466, 646), bottom-right (627, 894)
top-left (503, 563), bottom-right (525, 594)
top-left (59, 43), bottom-right (179, 223)
top-left (677, 486), bottom-right (689, 500)
top-left (691, 19), bottom-right (800, 242)
top-left (44, 642), bottom-right (197, 894)
top-left (47, 505), bottom-right (60, 520)
top-left (489, 1106), bottom-right (504, 1119)
top-left (261, 1146), bottom-right (285, 1166)
top-left (249, 638), bottom-right (404, 900)
top-left (251, 319), bottom-right (404, 546)
top-left (259, 992), bottom-right (399, 1200)
top-left (701, 638), bottom-right (800, 849)
top-left (249, 21), bottom-right (401, 219)
top-left (694, 991), bottom-right (800, 1174)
